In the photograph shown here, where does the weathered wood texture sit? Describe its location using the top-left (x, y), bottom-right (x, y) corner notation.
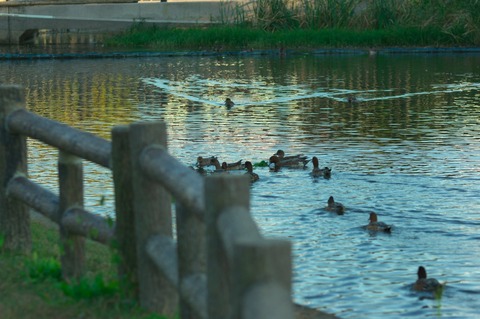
top-left (0, 85), bottom-right (31, 253)
top-left (111, 125), bottom-right (137, 296)
top-left (176, 202), bottom-right (207, 319)
top-left (7, 175), bottom-right (59, 221)
top-left (58, 150), bottom-right (85, 279)
top-left (140, 145), bottom-right (208, 318)
top-left (140, 145), bottom-right (205, 219)
top-left (146, 234), bottom-right (179, 287)
top-left (205, 174), bottom-right (251, 319)
top-left (180, 273), bottom-right (208, 319)
top-left (7, 175), bottom-right (114, 245)
top-left (129, 121), bottom-right (178, 315)
top-left (7, 109), bottom-right (111, 168)
top-left (62, 207), bottom-right (114, 245)
top-left (234, 239), bottom-right (293, 319)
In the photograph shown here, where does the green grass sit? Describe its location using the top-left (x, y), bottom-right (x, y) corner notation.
top-left (0, 214), bottom-right (170, 319)
top-left (105, 25), bottom-right (474, 51)
top-left (105, 0), bottom-right (480, 50)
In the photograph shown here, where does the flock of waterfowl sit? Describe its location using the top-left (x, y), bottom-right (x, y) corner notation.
top-left (196, 149), bottom-right (392, 230)
top-left (201, 96), bottom-right (444, 296)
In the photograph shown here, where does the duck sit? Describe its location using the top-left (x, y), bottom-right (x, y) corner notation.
top-left (274, 149), bottom-right (308, 161)
top-left (221, 159), bottom-right (244, 170)
top-left (245, 161), bottom-right (259, 183)
top-left (210, 158), bottom-right (229, 173)
top-left (310, 156), bottom-right (332, 178)
top-left (211, 158), bottom-right (244, 172)
top-left (196, 156), bottom-right (216, 168)
top-left (325, 196), bottom-right (345, 215)
top-left (364, 212), bottom-right (392, 232)
top-left (269, 155), bottom-right (281, 172)
top-left (413, 266), bottom-right (443, 293)
top-left (347, 95), bottom-right (358, 103)
top-left (270, 150), bottom-right (309, 170)
top-left (225, 98), bottom-right (235, 108)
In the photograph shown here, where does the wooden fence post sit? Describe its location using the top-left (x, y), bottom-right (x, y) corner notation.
top-left (129, 121), bottom-right (178, 315)
top-left (233, 239), bottom-right (293, 319)
top-left (205, 174), bottom-right (251, 319)
top-left (176, 202), bottom-right (207, 319)
top-left (111, 125), bottom-right (137, 297)
top-left (58, 150), bottom-right (85, 279)
top-left (0, 85), bottom-right (30, 253)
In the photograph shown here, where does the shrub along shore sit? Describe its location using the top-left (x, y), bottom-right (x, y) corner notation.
top-left (105, 0), bottom-right (480, 50)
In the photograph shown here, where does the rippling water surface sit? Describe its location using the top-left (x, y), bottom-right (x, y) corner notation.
top-left (1, 53), bottom-right (480, 318)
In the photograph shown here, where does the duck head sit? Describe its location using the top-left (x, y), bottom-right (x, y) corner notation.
top-left (312, 156), bottom-right (319, 168)
top-left (269, 155), bottom-right (281, 171)
top-left (323, 167), bottom-right (332, 178)
top-left (275, 149), bottom-right (285, 159)
top-left (210, 158), bottom-right (222, 169)
top-left (225, 98), bottom-right (235, 108)
top-left (328, 196), bottom-right (335, 206)
top-left (417, 266), bottom-right (427, 280)
top-left (369, 212), bottom-right (378, 223)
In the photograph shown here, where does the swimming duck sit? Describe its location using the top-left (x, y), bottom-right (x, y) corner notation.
top-left (197, 156), bottom-right (216, 168)
top-left (310, 156), bottom-right (332, 178)
top-left (269, 155), bottom-right (281, 172)
top-left (413, 266), bottom-right (443, 293)
top-left (221, 159), bottom-right (244, 170)
top-left (325, 196), bottom-right (345, 215)
top-left (210, 158), bottom-right (228, 173)
top-left (211, 158), bottom-right (244, 172)
top-left (245, 161), bottom-right (259, 183)
top-left (274, 149), bottom-right (308, 161)
top-left (364, 212), bottom-right (391, 232)
top-left (225, 98), bottom-right (235, 108)
top-left (347, 95), bottom-right (357, 103)
top-left (270, 150), bottom-right (309, 170)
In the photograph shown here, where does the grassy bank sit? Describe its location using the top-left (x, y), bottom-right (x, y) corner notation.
top-left (105, 25), bottom-right (471, 50)
top-left (0, 213), bottom-right (168, 319)
top-left (105, 0), bottom-right (480, 50)
top-left (1, 215), bottom-right (337, 319)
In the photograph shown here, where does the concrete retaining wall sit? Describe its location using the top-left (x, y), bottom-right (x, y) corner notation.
top-left (0, 1), bottom-right (229, 44)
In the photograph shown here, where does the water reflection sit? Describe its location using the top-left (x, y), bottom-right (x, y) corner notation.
top-left (1, 53), bottom-right (480, 318)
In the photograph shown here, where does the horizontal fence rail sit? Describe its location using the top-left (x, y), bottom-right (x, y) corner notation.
top-left (140, 145), bottom-right (205, 219)
top-left (7, 108), bottom-right (111, 168)
top-left (0, 84), bottom-right (295, 319)
top-left (7, 175), bottom-right (114, 244)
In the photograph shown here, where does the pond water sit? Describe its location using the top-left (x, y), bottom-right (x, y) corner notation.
top-left (1, 52), bottom-right (480, 318)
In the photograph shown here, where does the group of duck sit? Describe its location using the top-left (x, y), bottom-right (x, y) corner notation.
top-left (195, 156), bottom-right (260, 182)
top-left (195, 149), bottom-right (444, 294)
top-left (196, 149), bottom-right (331, 180)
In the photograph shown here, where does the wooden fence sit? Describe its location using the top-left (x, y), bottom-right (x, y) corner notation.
top-left (0, 85), bottom-right (294, 319)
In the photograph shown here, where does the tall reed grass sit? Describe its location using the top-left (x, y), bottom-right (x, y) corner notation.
top-left (221, 0), bottom-right (480, 43)
top-left (106, 0), bottom-right (480, 48)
